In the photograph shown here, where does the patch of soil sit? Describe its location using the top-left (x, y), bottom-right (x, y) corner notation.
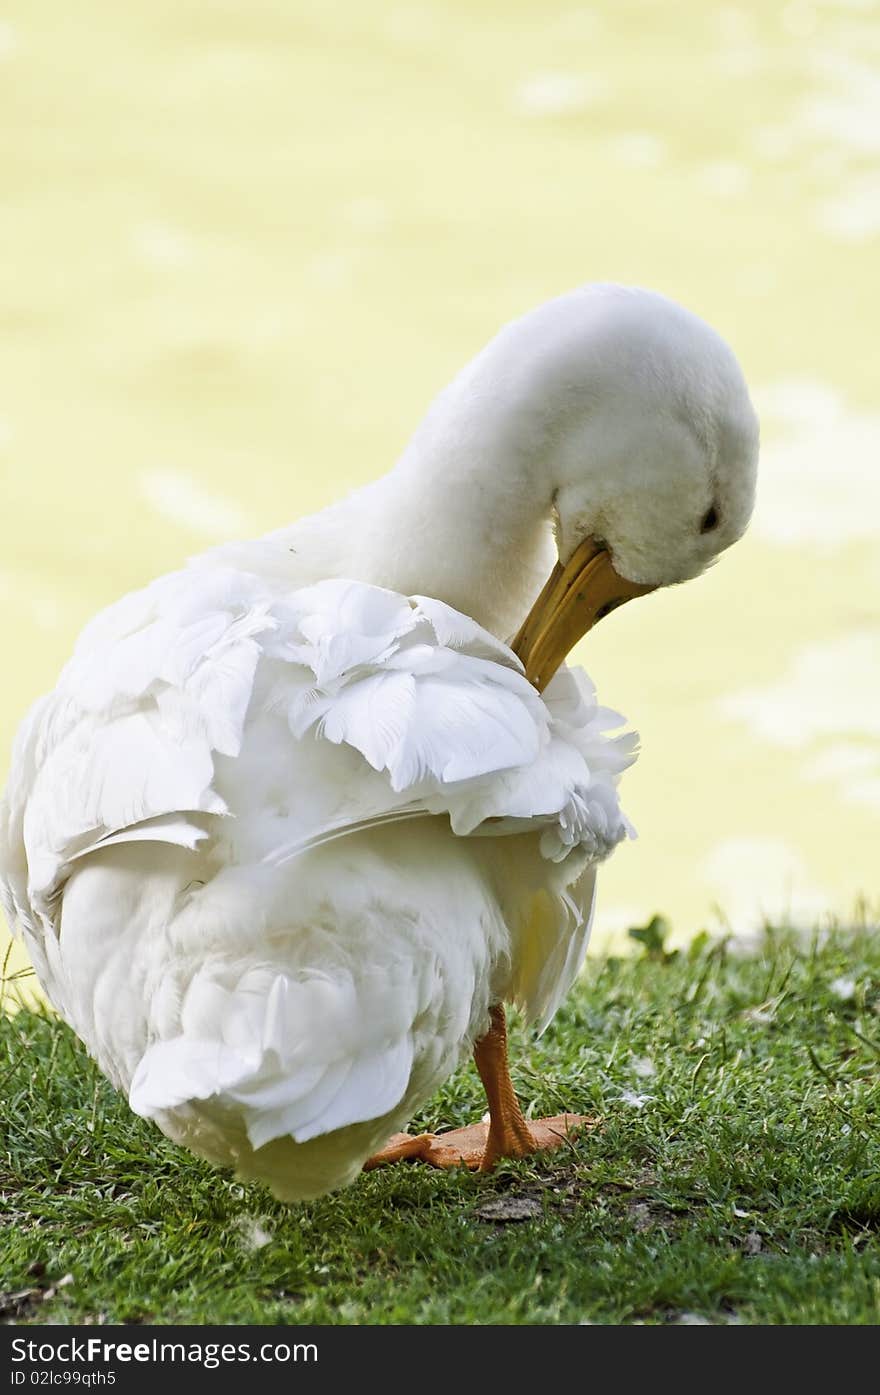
top-left (625, 1197), bottom-right (680, 1234)
top-left (475, 1195), bottom-right (543, 1223)
top-left (0, 1270), bottom-right (72, 1323)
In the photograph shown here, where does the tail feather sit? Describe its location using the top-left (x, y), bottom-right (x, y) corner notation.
top-left (130, 965), bottom-right (418, 1151)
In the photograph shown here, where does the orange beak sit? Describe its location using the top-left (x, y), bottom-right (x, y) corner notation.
top-left (511, 538), bottom-right (656, 692)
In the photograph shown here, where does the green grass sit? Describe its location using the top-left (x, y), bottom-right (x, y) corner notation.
top-left (2, 923), bottom-right (880, 1326)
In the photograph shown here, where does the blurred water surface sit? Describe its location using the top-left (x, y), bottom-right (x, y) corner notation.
top-left (2, 1), bottom-right (878, 993)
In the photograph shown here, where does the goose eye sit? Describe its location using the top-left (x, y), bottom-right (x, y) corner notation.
top-left (700, 504), bottom-right (719, 534)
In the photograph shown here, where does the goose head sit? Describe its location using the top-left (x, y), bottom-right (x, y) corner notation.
top-left (496, 285), bottom-right (760, 687)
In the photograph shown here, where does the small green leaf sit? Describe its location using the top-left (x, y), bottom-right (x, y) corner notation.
top-left (628, 915), bottom-right (672, 960)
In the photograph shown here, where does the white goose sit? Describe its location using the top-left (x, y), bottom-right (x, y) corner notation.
top-left (0, 285), bottom-right (758, 1201)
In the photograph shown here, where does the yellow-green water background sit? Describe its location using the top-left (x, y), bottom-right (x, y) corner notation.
top-left (2, 1), bottom-right (878, 995)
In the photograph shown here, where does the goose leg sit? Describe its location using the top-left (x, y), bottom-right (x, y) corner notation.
top-left (363, 1005), bottom-right (591, 1172)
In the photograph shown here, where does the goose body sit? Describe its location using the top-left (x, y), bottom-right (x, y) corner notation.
top-left (0, 285), bottom-right (759, 1200)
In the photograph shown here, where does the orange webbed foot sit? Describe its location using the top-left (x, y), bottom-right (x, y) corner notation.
top-left (363, 1113), bottom-right (594, 1173)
